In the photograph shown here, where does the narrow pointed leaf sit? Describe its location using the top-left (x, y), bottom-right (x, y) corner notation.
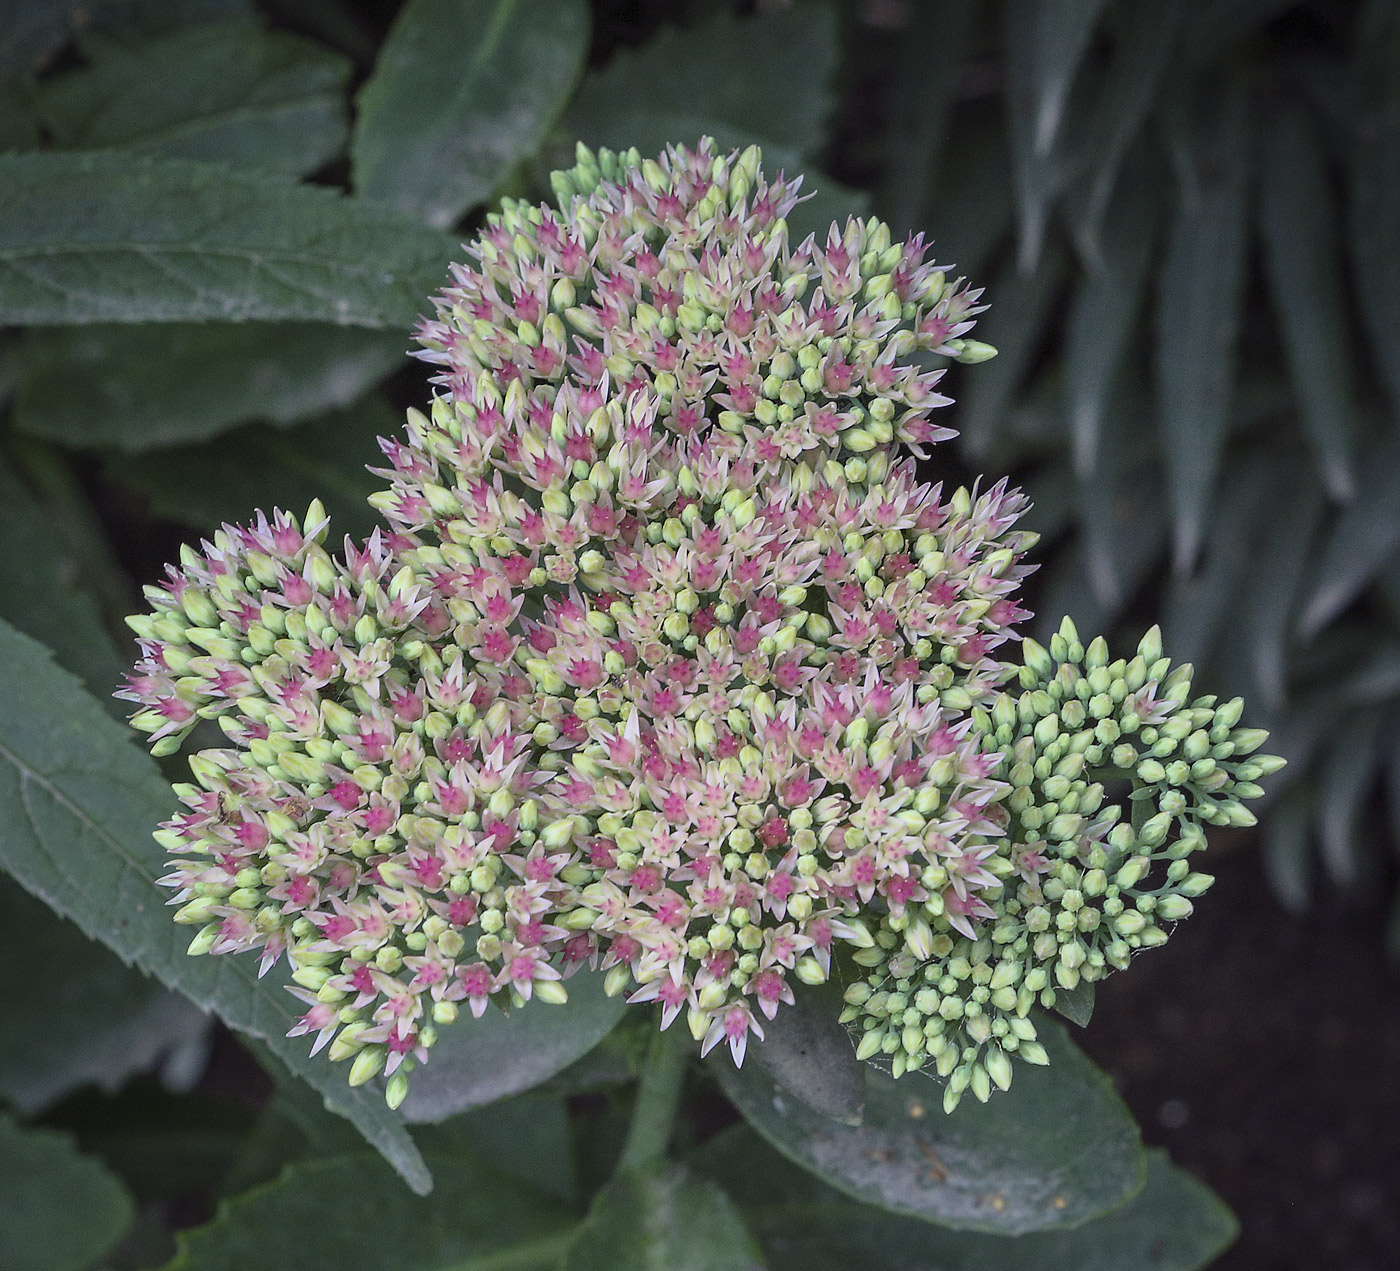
top-left (1314, 707), bottom-right (1386, 887)
top-left (1066, 149), bottom-right (1160, 477)
top-left (1260, 105), bottom-right (1357, 500)
top-left (352, 0), bottom-right (589, 229)
top-left (713, 1019), bottom-right (1143, 1235)
top-left (695, 1130), bottom-right (1235, 1271)
top-left (1349, 2), bottom-right (1400, 419)
top-left (1157, 84), bottom-right (1253, 570)
top-left (0, 620), bottom-right (431, 1194)
top-left (925, 118), bottom-right (1013, 281)
top-left (563, 1166), bottom-right (764, 1271)
top-left (1189, 0), bottom-right (1309, 66)
top-left (1261, 783), bottom-right (1314, 911)
top-left (0, 152), bottom-right (458, 327)
top-left (1298, 432), bottom-right (1400, 638)
top-left (33, 21), bottom-right (351, 176)
top-left (566, 4), bottom-right (837, 162)
top-left (0, 1115), bottom-right (135, 1271)
top-left (164, 1152), bottom-right (577, 1271)
top-left (15, 322), bottom-right (405, 450)
top-left (398, 970), bottom-right (627, 1123)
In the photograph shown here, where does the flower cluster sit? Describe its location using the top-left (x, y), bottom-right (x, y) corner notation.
top-left (121, 139), bottom-right (1278, 1111)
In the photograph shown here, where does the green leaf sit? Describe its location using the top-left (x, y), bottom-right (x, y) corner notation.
top-left (1259, 105), bottom-right (1357, 501)
top-left (0, 874), bottom-right (206, 1114)
top-left (0, 1114), bottom-right (135, 1271)
top-left (712, 1018), bottom-right (1144, 1235)
top-left (695, 1129), bottom-right (1235, 1271)
top-left (15, 322), bottom-right (405, 450)
top-left (1074, 0), bottom-right (1184, 254)
top-left (0, 454), bottom-right (126, 700)
top-left (1298, 431), bottom-right (1400, 639)
top-left (353, 0), bottom-right (589, 229)
top-left (563, 1166), bottom-right (765, 1271)
top-left (1315, 707), bottom-right (1386, 888)
top-left (1349, 1), bottom-right (1400, 421)
top-left (34, 21), bottom-right (351, 176)
top-left (1065, 147), bottom-right (1161, 478)
top-left (1157, 82), bottom-right (1253, 570)
top-left (165, 1152), bottom-right (578, 1271)
top-left (0, 618), bottom-right (431, 1194)
top-left (105, 394), bottom-right (396, 542)
top-left (877, 0), bottom-right (974, 235)
top-left (0, 152), bottom-right (458, 327)
top-left (955, 241), bottom-right (1068, 461)
top-left (924, 117), bottom-right (1013, 281)
top-left (566, 4), bottom-right (837, 162)
top-left (751, 982), bottom-right (863, 1126)
top-left (1052, 979), bottom-right (1095, 1028)
top-left (1261, 783), bottom-right (1314, 912)
top-left (1188, 0), bottom-right (1306, 65)
top-left (399, 969), bottom-right (628, 1123)
top-left (416, 1095), bottom-right (577, 1202)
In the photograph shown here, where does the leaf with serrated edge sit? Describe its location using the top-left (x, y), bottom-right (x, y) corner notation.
top-left (353, 0), bottom-right (589, 229)
top-left (164, 1152), bottom-right (576, 1271)
top-left (562, 1166), bottom-right (765, 1271)
top-left (16, 323), bottom-right (405, 451)
top-left (1260, 105), bottom-right (1357, 500)
top-left (398, 969), bottom-right (626, 1123)
top-left (1157, 83), bottom-right (1252, 571)
top-left (0, 619), bottom-right (430, 1194)
top-left (34, 21), bottom-right (350, 176)
top-left (0, 1114), bottom-right (135, 1271)
top-left (0, 153), bottom-right (458, 327)
top-left (694, 1128), bottom-right (1235, 1271)
top-left (712, 1018), bottom-right (1144, 1235)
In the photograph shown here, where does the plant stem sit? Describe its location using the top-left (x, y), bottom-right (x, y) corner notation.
top-left (617, 1022), bottom-right (689, 1173)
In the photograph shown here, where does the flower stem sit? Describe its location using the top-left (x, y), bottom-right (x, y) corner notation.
top-left (617, 1022), bottom-right (689, 1173)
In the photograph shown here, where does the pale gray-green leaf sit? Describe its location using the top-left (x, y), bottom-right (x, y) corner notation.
top-left (713, 1019), bottom-right (1144, 1235)
top-left (0, 152), bottom-right (458, 326)
top-left (399, 969), bottom-right (628, 1122)
top-left (1157, 83), bottom-right (1253, 570)
top-left (34, 21), bottom-right (351, 176)
top-left (353, 0), bottom-right (589, 228)
top-left (1315, 707), bottom-right (1386, 888)
top-left (1260, 105), bottom-right (1357, 500)
top-left (16, 322), bottom-right (405, 450)
top-left (165, 1152), bottom-right (577, 1271)
top-left (563, 1166), bottom-right (764, 1271)
top-left (0, 619), bottom-right (430, 1194)
top-left (0, 1115), bottom-right (135, 1271)
top-left (754, 983), bottom-right (863, 1126)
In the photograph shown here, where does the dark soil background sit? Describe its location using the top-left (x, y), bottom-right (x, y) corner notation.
top-left (1079, 844), bottom-right (1400, 1271)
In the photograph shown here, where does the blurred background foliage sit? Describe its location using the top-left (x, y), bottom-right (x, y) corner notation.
top-left (0, 0), bottom-right (1396, 1266)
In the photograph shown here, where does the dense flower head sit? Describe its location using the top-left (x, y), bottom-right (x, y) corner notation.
top-left (120, 140), bottom-right (1279, 1111)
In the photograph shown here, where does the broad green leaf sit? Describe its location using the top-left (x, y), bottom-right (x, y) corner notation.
top-left (0, 875), bottom-right (205, 1114)
top-left (1260, 105), bottom-right (1357, 501)
top-left (1065, 147), bottom-right (1160, 478)
top-left (1298, 431), bottom-right (1400, 639)
top-left (0, 86), bottom-right (40, 149)
top-left (353, 0), bottom-right (589, 229)
top-left (751, 981), bottom-right (863, 1126)
top-left (0, 1115), bottom-right (135, 1271)
top-left (0, 152), bottom-right (458, 327)
top-left (563, 1166), bottom-right (764, 1271)
top-left (417, 1095), bottom-right (577, 1202)
top-left (0, 0), bottom-right (81, 83)
top-left (399, 969), bottom-right (628, 1123)
top-left (165, 1152), bottom-right (578, 1271)
top-left (34, 21), bottom-right (351, 176)
top-left (1314, 707), bottom-right (1386, 888)
top-left (105, 395), bottom-right (396, 542)
top-left (16, 322), bottom-right (405, 450)
top-left (695, 1129), bottom-right (1235, 1271)
top-left (1052, 980), bottom-right (1094, 1028)
top-left (1157, 83), bottom-right (1253, 570)
top-left (0, 454), bottom-right (126, 700)
top-left (566, 4), bottom-right (837, 162)
top-left (1349, 2), bottom-right (1400, 420)
top-left (712, 1018), bottom-right (1144, 1235)
top-left (955, 241), bottom-right (1067, 461)
top-left (1074, 0), bottom-right (1183, 253)
top-left (0, 619), bottom-right (431, 1194)
top-left (877, 0), bottom-right (974, 235)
